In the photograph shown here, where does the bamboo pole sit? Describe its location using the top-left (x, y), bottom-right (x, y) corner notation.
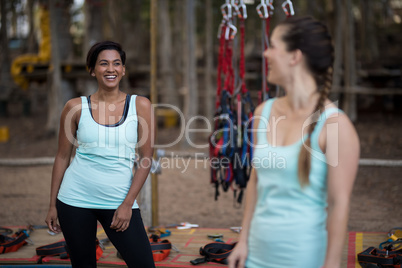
top-left (150, 0), bottom-right (159, 226)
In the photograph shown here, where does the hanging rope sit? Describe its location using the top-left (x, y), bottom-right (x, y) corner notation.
top-left (210, 0), bottom-right (296, 204)
top-left (210, 0), bottom-right (255, 205)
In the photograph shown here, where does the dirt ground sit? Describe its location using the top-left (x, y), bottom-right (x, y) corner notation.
top-left (0, 101), bottom-right (402, 233)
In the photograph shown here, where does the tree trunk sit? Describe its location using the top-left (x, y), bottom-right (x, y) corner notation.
top-left (0, 0), bottom-right (12, 108)
top-left (83, 0), bottom-right (104, 57)
top-left (158, 0), bottom-right (178, 107)
top-left (330, 0), bottom-right (343, 102)
top-left (25, 0), bottom-right (37, 53)
top-left (360, 0), bottom-right (379, 63)
top-left (46, 0), bottom-right (74, 134)
top-left (46, 1), bottom-right (62, 134)
top-left (181, 0), bottom-right (198, 147)
top-left (172, 0), bottom-right (184, 107)
top-left (342, 0), bottom-right (357, 122)
top-left (204, 0), bottom-right (214, 122)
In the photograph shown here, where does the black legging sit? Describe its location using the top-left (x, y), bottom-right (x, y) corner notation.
top-left (56, 199), bottom-right (155, 268)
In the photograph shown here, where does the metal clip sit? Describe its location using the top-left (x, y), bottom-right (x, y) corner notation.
top-left (226, 21), bottom-right (237, 40)
top-left (267, 0), bottom-right (274, 15)
top-left (237, 0), bottom-right (247, 19)
top-left (256, 0), bottom-right (268, 19)
top-left (221, 0), bottom-right (232, 20)
top-left (282, 0), bottom-right (295, 17)
top-left (231, 0), bottom-right (240, 17)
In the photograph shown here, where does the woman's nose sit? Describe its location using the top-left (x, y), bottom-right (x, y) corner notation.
top-left (263, 49), bottom-right (269, 59)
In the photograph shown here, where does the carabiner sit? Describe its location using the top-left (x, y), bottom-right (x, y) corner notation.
top-left (282, 0), bottom-right (295, 17)
top-left (256, 0), bottom-right (269, 19)
top-left (221, 0), bottom-right (232, 20)
top-left (237, 0), bottom-right (247, 19)
top-left (225, 21), bottom-right (237, 40)
top-left (267, 0), bottom-right (274, 16)
top-left (231, 0), bottom-right (240, 17)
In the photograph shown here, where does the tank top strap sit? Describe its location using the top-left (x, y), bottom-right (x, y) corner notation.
top-left (81, 96), bottom-right (89, 109)
top-left (129, 95), bottom-right (137, 116)
top-left (310, 107), bottom-right (344, 153)
top-left (256, 98), bottom-right (276, 144)
top-left (79, 96), bottom-right (91, 123)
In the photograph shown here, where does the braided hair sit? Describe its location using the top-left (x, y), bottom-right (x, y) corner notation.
top-left (278, 16), bottom-right (334, 187)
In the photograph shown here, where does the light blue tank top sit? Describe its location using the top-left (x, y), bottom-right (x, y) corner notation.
top-left (58, 95), bottom-right (139, 209)
top-left (246, 98), bottom-right (342, 268)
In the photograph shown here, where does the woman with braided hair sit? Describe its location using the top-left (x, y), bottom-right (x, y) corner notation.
top-left (228, 16), bottom-right (360, 267)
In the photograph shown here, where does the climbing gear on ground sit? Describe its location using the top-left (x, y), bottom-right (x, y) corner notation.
top-left (0, 228), bottom-right (30, 254)
top-left (190, 241), bottom-right (237, 265)
top-left (357, 246), bottom-right (402, 267)
top-left (35, 238), bottom-right (103, 263)
top-left (116, 234), bottom-right (172, 262)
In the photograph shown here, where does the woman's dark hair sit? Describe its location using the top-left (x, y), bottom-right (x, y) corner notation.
top-left (277, 16), bottom-right (334, 187)
top-left (86, 41), bottom-right (126, 74)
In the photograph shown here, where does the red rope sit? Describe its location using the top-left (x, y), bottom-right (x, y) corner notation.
top-left (223, 41), bottom-right (234, 94)
top-left (239, 18), bottom-right (247, 94)
top-left (216, 26), bottom-right (226, 109)
top-left (264, 17), bottom-right (271, 96)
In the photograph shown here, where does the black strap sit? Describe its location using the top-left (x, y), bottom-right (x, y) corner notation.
top-left (190, 242), bottom-right (236, 265)
top-left (0, 232), bottom-right (28, 254)
top-left (201, 242), bottom-right (236, 260)
top-left (150, 240), bottom-right (172, 251)
top-left (35, 241), bottom-right (69, 259)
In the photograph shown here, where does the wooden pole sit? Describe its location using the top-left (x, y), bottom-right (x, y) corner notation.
top-left (205, 0), bottom-right (214, 122)
top-left (150, 0), bottom-right (159, 226)
top-left (46, 0), bottom-right (62, 135)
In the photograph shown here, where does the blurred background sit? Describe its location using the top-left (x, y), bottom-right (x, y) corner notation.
top-left (0, 0), bottom-right (401, 134)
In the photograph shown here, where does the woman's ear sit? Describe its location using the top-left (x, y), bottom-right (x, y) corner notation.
top-left (290, 49), bottom-right (303, 66)
top-left (91, 73), bottom-right (95, 77)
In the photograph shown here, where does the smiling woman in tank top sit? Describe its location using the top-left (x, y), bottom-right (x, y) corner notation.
top-left (45, 41), bottom-right (155, 268)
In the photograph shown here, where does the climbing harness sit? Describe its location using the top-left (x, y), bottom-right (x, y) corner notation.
top-left (149, 234), bottom-right (172, 262)
top-left (210, 1), bottom-right (295, 204)
top-left (210, 0), bottom-right (255, 205)
top-left (117, 234), bottom-right (172, 262)
top-left (357, 228), bottom-right (402, 267)
top-left (0, 228), bottom-right (30, 254)
top-left (35, 238), bottom-right (104, 263)
top-left (190, 241), bottom-right (237, 265)
top-left (358, 247), bottom-right (402, 267)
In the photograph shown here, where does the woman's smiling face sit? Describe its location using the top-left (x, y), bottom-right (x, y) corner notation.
top-left (92, 49), bottom-right (125, 90)
top-left (263, 25), bottom-right (293, 87)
